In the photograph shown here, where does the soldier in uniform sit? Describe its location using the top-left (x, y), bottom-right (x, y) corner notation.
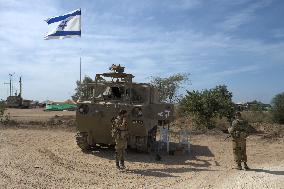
top-left (112, 110), bottom-right (128, 169)
top-left (228, 111), bottom-right (250, 170)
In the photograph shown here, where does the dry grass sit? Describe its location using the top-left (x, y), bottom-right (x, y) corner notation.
top-left (172, 112), bottom-right (283, 139)
top-left (241, 111), bottom-right (273, 123)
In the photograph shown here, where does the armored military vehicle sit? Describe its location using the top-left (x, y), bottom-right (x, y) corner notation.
top-left (76, 64), bottom-right (174, 152)
top-left (6, 77), bottom-right (31, 108)
top-left (6, 95), bottom-right (23, 108)
top-left (6, 95), bottom-right (31, 108)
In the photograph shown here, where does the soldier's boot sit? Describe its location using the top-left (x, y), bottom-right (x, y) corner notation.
top-left (234, 163), bottom-right (242, 170)
top-left (243, 162), bottom-right (250, 170)
top-left (120, 160), bottom-right (125, 169)
top-left (116, 161), bottom-right (120, 169)
top-left (115, 153), bottom-right (120, 169)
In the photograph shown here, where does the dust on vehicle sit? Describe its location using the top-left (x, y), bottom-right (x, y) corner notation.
top-left (76, 64), bottom-right (174, 152)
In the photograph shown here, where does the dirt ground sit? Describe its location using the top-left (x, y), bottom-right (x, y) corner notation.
top-left (0, 109), bottom-right (283, 189)
top-left (6, 108), bottom-right (75, 122)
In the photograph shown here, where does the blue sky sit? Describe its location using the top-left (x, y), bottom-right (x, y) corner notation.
top-left (0, 0), bottom-right (284, 103)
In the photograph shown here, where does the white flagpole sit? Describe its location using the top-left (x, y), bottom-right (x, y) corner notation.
top-left (80, 56), bottom-right (82, 84)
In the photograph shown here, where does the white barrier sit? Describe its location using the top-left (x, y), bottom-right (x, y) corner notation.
top-left (179, 130), bottom-right (190, 154)
top-left (159, 127), bottom-right (169, 153)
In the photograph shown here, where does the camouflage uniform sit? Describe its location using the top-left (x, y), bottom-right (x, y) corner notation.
top-left (112, 115), bottom-right (128, 169)
top-left (228, 116), bottom-right (249, 170)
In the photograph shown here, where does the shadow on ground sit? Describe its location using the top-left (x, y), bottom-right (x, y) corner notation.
top-left (249, 169), bottom-right (284, 175)
top-left (190, 144), bottom-right (214, 157)
top-left (126, 167), bottom-right (216, 177)
top-left (90, 143), bottom-right (217, 168)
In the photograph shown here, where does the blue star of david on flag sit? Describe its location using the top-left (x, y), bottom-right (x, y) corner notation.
top-left (44, 9), bottom-right (81, 40)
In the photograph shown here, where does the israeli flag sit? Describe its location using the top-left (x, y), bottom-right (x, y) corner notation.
top-left (44, 9), bottom-right (81, 40)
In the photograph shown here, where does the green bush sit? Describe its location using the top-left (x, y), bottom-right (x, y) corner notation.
top-left (0, 101), bottom-right (10, 124)
top-left (0, 101), bottom-right (5, 117)
top-left (271, 92), bottom-right (284, 124)
top-left (178, 85), bottom-right (235, 129)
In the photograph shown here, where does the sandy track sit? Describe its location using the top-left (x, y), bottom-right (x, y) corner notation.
top-left (0, 128), bottom-right (283, 189)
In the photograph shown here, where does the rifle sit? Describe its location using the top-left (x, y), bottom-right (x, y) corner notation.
top-left (222, 129), bottom-right (231, 141)
top-left (224, 135), bottom-right (231, 141)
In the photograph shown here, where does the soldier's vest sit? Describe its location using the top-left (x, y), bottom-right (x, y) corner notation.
top-left (232, 119), bottom-right (248, 139)
top-left (111, 116), bottom-right (128, 140)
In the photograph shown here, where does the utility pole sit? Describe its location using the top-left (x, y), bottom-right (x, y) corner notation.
top-left (9, 73), bottom-right (12, 96)
top-left (4, 73), bottom-right (13, 97)
top-left (19, 76), bottom-right (22, 97)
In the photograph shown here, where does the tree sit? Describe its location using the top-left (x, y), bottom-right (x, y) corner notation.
top-left (72, 76), bottom-right (94, 102)
top-left (211, 85), bottom-right (235, 120)
top-left (178, 85), bottom-right (235, 129)
top-left (271, 92), bottom-right (284, 124)
top-left (247, 100), bottom-right (263, 112)
top-left (149, 73), bottom-right (189, 103)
